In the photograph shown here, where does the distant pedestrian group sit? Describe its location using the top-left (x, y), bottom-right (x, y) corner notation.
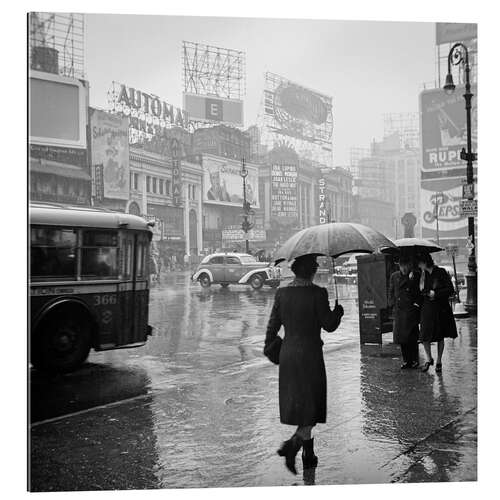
top-left (389, 253), bottom-right (458, 373)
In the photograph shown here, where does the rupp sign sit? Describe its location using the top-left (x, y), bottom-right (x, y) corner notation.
top-left (419, 85), bottom-right (477, 174)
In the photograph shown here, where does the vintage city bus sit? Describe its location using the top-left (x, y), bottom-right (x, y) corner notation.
top-left (29, 203), bottom-right (153, 373)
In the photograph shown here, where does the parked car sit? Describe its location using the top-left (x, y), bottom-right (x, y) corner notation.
top-left (191, 253), bottom-right (281, 289)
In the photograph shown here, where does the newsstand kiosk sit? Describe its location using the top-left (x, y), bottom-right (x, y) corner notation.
top-left (356, 253), bottom-right (397, 344)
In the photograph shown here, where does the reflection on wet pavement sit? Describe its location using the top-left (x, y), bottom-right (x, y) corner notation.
top-left (30, 275), bottom-right (476, 490)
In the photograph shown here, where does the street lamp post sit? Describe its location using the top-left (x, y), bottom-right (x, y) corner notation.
top-left (240, 158), bottom-right (251, 253)
top-left (443, 43), bottom-right (477, 314)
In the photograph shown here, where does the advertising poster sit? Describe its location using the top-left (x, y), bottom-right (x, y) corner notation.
top-left (90, 108), bottom-right (130, 200)
top-left (271, 164), bottom-right (298, 218)
top-left (419, 85), bottom-right (477, 175)
top-left (202, 156), bottom-right (259, 208)
top-left (420, 178), bottom-right (469, 241)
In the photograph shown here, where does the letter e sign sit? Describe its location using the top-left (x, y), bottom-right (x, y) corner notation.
top-left (205, 98), bottom-right (223, 121)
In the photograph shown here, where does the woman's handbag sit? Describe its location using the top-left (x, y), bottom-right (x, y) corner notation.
top-left (263, 336), bottom-right (282, 365)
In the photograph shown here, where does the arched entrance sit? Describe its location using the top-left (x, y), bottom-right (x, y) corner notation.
top-left (189, 209), bottom-right (198, 255)
top-left (128, 201), bottom-right (141, 216)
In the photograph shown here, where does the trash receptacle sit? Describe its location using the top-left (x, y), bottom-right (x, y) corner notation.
top-left (356, 253), bottom-right (396, 344)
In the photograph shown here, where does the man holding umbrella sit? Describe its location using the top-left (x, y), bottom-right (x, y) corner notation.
top-left (388, 255), bottom-right (421, 369)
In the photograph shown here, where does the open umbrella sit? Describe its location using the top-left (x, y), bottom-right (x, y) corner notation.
top-left (381, 237), bottom-right (443, 255)
top-left (273, 222), bottom-right (396, 301)
top-left (273, 222), bottom-right (395, 263)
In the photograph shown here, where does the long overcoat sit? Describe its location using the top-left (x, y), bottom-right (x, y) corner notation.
top-left (419, 266), bottom-right (458, 342)
top-left (388, 270), bottom-right (421, 344)
top-left (265, 283), bottom-right (343, 426)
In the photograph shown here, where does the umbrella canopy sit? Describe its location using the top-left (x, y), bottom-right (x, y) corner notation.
top-left (381, 237), bottom-right (443, 255)
top-left (273, 222), bottom-right (395, 264)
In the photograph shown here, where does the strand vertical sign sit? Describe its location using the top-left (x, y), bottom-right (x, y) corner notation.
top-left (171, 138), bottom-right (182, 206)
top-left (318, 177), bottom-right (328, 224)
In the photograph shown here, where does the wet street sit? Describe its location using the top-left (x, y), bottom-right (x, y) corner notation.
top-left (29, 272), bottom-right (477, 490)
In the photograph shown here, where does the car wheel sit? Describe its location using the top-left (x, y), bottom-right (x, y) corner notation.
top-left (199, 274), bottom-right (211, 288)
top-left (249, 274), bottom-right (264, 290)
top-left (32, 308), bottom-right (92, 373)
top-left (220, 283), bottom-right (229, 288)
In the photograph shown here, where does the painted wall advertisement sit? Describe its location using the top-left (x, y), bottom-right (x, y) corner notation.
top-left (271, 164), bottom-right (298, 218)
top-left (419, 85), bottom-right (477, 175)
top-left (202, 156), bottom-right (259, 208)
top-left (420, 178), bottom-right (472, 241)
top-left (90, 108), bottom-right (130, 200)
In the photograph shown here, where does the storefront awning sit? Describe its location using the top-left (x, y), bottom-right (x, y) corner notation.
top-left (30, 158), bottom-right (91, 181)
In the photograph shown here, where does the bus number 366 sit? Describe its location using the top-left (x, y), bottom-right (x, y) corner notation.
top-left (94, 294), bottom-right (117, 306)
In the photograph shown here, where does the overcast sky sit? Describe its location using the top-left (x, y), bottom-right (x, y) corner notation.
top-left (85, 14), bottom-right (436, 165)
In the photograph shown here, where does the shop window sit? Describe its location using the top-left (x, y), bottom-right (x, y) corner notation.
top-left (30, 227), bottom-right (77, 280)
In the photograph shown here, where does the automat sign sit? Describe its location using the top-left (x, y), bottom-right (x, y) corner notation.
top-left (109, 82), bottom-right (189, 140)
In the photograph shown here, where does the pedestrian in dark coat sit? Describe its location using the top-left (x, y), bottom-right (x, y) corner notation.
top-left (264, 254), bottom-right (344, 474)
top-left (416, 253), bottom-right (458, 373)
top-left (389, 256), bottom-right (421, 369)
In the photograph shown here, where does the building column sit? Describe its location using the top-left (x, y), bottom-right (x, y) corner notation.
top-left (310, 178), bottom-right (315, 226)
top-left (141, 173), bottom-right (147, 215)
top-left (197, 185), bottom-right (203, 254)
top-left (184, 183), bottom-right (190, 256)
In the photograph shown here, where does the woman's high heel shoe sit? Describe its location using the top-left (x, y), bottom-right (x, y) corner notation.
top-left (302, 438), bottom-right (318, 469)
top-left (421, 358), bottom-right (434, 372)
top-left (277, 434), bottom-right (303, 475)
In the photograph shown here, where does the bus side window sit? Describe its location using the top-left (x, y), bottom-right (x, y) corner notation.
top-left (31, 227), bottom-right (77, 280)
top-left (136, 243), bottom-right (144, 277)
top-left (81, 230), bottom-right (119, 279)
top-left (124, 240), bottom-right (133, 278)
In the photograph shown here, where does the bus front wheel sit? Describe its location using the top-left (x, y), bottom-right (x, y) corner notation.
top-left (32, 308), bottom-right (92, 373)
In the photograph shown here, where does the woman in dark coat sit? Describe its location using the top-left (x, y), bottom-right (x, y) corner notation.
top-left (264, 254), bottom-right (344, 474)
top-left (388, 255), bottom-right (421, 369)
top-left (416, 253), bottom-right (458, 373)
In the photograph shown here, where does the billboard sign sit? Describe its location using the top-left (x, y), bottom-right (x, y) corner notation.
top-left (420, 85), bottom-right (477, 175)
top-left (271, 164), bottom-right (298, 218)
top-left (171, 139), bottom-right (183, 206)
top-left (263, 72), bottom-right (333, 146)
top-left (183, 93), bottom-right (244, 127)
top-left (202, 156), bottom-right (259, 208)
top-left (460, 199), bottom-right (477, 217)
top-left (421, 178), bottom-right (468, 241)
top-left (222, 227), bottom-right (266, 242)
top-left (318, 177), bottom-right (328, 224)
top-left (436, 23), bottom-right (477, 45)
top-left (90, 108), bottom-right (130, 200)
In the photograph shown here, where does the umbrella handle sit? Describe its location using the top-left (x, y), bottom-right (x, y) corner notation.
top-left (331, 256), bottom-right (338, 301)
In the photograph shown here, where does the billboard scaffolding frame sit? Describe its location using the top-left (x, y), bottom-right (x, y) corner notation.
top-left (182, 41), bottom-right (246, 100)
top-left (29, 12), bottom-right (85, 79)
